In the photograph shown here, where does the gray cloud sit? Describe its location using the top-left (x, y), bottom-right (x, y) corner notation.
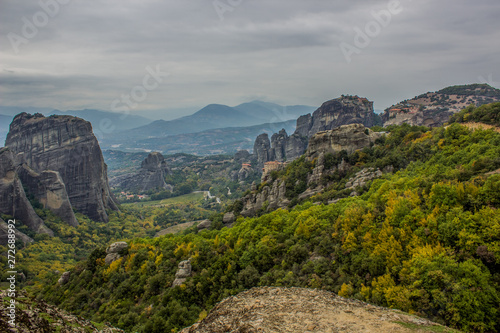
top-left (0, 0), bottom-right (499, 118)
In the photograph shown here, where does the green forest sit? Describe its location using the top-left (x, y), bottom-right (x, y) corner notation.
top-left (34, 103), bottom-right (500, 332)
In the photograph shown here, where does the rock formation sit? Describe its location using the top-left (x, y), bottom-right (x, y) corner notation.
top-left (0, 148), bottom-right (53, 235)
top-left (57, 271), bottom-right (71, 285)
top-left (5, 113), bottom-right (119, 223)
top-left (381, 84), bottom-right (500, 128)
top-left (222, 212), bottom-right (236, 225)
top-left (196, 219), bottom-right (212, 231)
top-left (17, 165), bottom-right (78, 227)
top-left (110, 152), bottom-right (172, 192)
top-left (253, 133), bottom-right (273, 167)
top-left (180, 287), bottom-right (443, 333)
top-left (296, 95), bottom-right (377, 137)
top-left (172, 259), bottom-right (192, 287)
top-left (270, 129), bottom-right (288, 161)
top-left (241, 124), bottom-right (385, 217)
top-left (252, 95), bottom-right (379, 165)
top-left (105, 241), bottom-right (128, 265)
top-left (0, 217), bottom-right (33, 247)
top-left (306, 124), bottom-right (383, 159)
top-left (240, 180), bottom-right (288, 217)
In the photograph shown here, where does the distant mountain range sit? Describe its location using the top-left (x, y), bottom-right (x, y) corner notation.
top-left (98, 101), bottom-right (316, 153)
top-left (115, 119), bottom-right (297, 155)
top-left (105, 101), bottom-right (315, 141)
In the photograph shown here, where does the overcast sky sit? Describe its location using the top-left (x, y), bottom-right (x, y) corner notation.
top-left (1, 0), bottom-right (499, 120)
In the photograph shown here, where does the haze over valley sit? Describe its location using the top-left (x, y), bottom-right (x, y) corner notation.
top-left (1, 1), bottom-right (500, 332)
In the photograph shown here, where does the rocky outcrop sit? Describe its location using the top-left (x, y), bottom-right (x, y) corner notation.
top-left (17, 165), bottom-right (78, 227)
top-left (196, 219), bottom-right (212, 231)
top-left (306, 124), bottom-right (383, 159)
top-left (270, 129), bottom-right (288, 162)
top-left (0, 148), bottom-right (53, 235)
top-left (0, 218), bottom-right (33, 247)
top-left (240, 180), bottom-right (288, 217)
top-left (172, 259), bottom-right (192, 287)
top-left (5, 113), bottom-right (119, 223)
top-left (180, 287), bottom-right (443, 333)
top-left (105, 241), bottom-right (128, 265)
top-left (253, 133), bottom-right (273, 167)
top-left (346, 167), bottom-right (384, 196)
top-left (296, 95), bottom-right (377, 138)
top-left (110, 152), bottom-right (172, 192)
top-left (57, 271), bottom-right (71, 285)
top-left (382, 108), bottom-right (454, 128)
top-left (252, 96), bottom-right (379, 165)
top-left (284, 134), bottom-right (308, 161)
top-left (222, 212), bottom-right (236, 225)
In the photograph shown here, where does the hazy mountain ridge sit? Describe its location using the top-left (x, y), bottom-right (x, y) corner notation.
top-left (123, 119), bottom-right (297, 155)
top-left (100, 101), bottom-right (316, 147)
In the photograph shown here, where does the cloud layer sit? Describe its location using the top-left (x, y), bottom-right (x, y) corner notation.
top-left (1, 0), bottom-right (499, 118)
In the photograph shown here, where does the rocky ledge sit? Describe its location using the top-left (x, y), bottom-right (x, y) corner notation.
top-left (180, 287), bottom-right (457, 333)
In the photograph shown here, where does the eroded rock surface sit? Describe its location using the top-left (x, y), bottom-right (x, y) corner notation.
top-left (105, 241), bottom-right (128, 265)
top-left (252, 96), bottom-right (379, 165)
top-left (172, 259), bottom-right (192, 287)
top-left (306, 124), bottom-right (383, 159)
top-left (110, 152), bottom-right (172, 192)
top-left (0, 148), bottom-right (53, 235)
top-left (180, 287), bottom-right (450, 333)
top-left (5, 113), bottom-right (118, 222)
top-left (57, 271), bottom-right (71, 285)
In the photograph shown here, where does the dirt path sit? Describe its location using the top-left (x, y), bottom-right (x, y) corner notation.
top-left (180, 287), bottom-right (459, 333)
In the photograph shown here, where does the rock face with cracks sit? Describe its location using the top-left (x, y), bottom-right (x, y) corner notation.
top-left (5, 113), bottom-right (119, 223)
top-left (0, 148), bottom-right (53, 235)
top-left (110, 152), bottom-right (172, 192)
top-left (180, 287), bottom-right (454, 333)
top-left (252, 95), bottom-right (379, 165)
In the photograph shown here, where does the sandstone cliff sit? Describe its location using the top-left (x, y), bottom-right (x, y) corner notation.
top-left (17, 165), bottom-right (78, 227)
top-left (252, 96), bottom-right (379, 165)
top-left (296, 95), bottom-right (377, 138)
top-left (180, 287), bottom-right (453, 333)
top-left (0, 148), bottom-right (53, 235)
top-left (5, 113), bottom-right (118, 222)
top-left (242, 124), bottom-right (384, 217)
top-left (305, 124), bottom-right (383, 159)
top-left (110, 152), bottom-right (172, 192)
